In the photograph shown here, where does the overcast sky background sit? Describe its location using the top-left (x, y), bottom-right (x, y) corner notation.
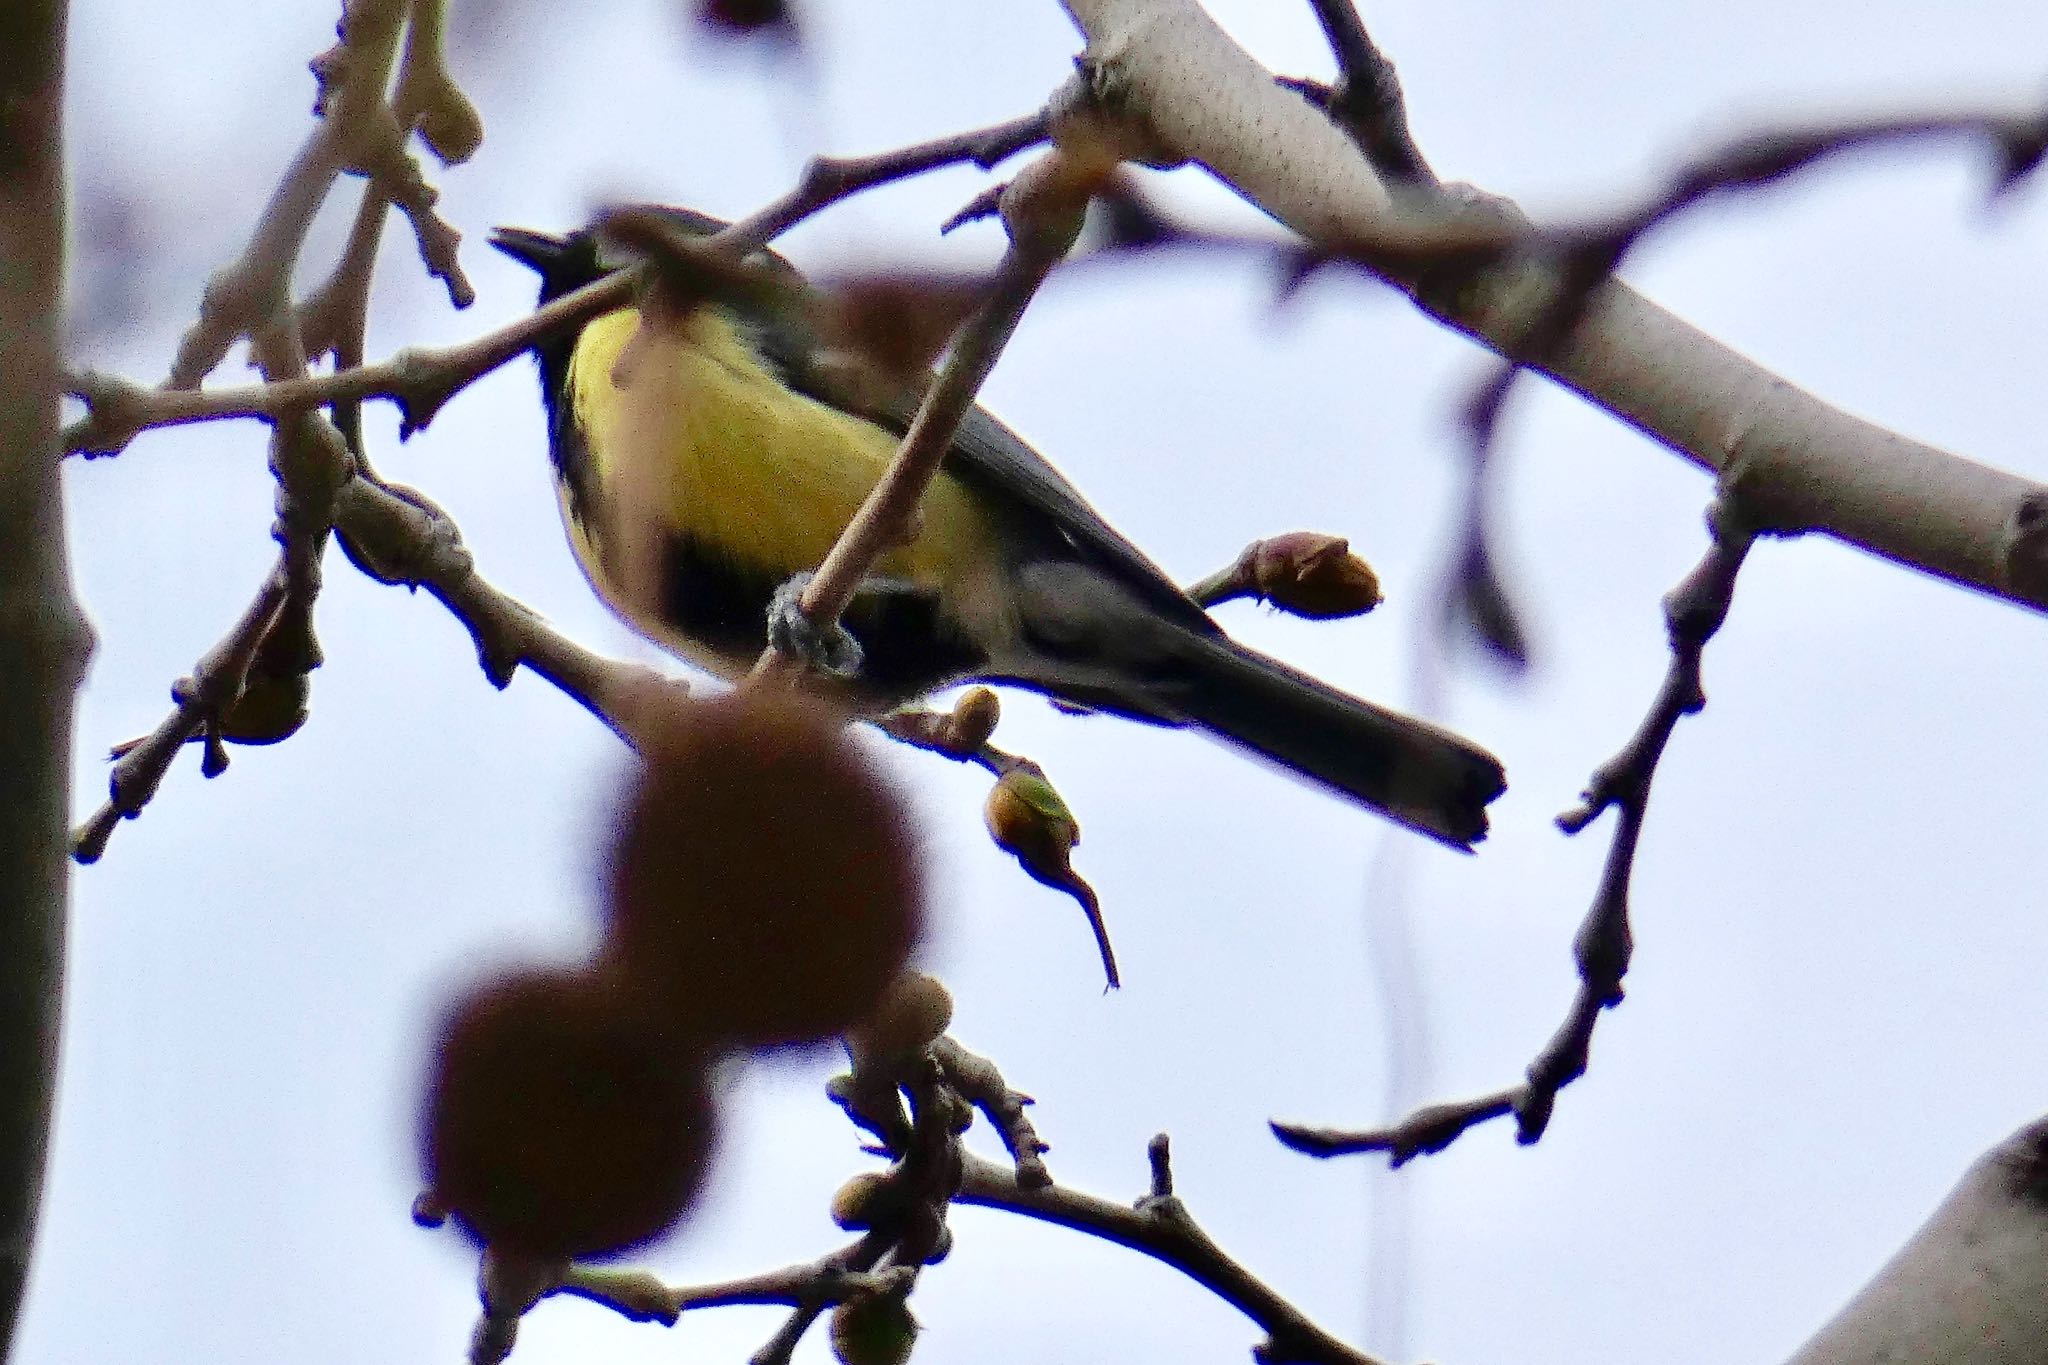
top-left (26, 2), bottom-right (2048, 1363)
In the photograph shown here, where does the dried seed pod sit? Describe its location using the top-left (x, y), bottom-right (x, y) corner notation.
top-left (422, 966), bottom-right (717, 1258)
top-left (605, 692), bottom-right (924, 1048)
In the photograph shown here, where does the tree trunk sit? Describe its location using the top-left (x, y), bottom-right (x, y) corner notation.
top-left (0, 2), bottom-right (85, 1356)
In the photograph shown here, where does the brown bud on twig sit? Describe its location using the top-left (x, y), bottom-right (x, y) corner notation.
top-left (213, 663), bottom-right (310, 745)
top-left (984, 767), bottom-right (1118, 989)
top-left (1191, 532), bottom-right (1383, 619)
top-left (876, 688), bottom-right (1001, 760)
top-left (829, 1293), bottom-right (918, 1365)
top-left (417, 85), bottom-right (484, 165)
top-left (829, 1171), bottom-right (907, 1231)
top-left (848, 972), bottom-right (955, 1060)
top-left (944, 687), bottom-right (1000, 753)
top-left (411, 1189), bottom-right (449, 1228)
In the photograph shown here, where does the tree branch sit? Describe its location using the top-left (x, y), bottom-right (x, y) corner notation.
top-left (723, 109), bottom-right (1051, 247)
top-left (70, 567), bottom-right (288, 863)
top-left (0, 2), bottom-right (86, 1352)
top-left (957, 1139), bottom-right (1384, 1365)
top-left (1782, 1115), bottom-right (2048, 1365)
top-left (332, 471), bottom-right (686, 745)
top-left (166, 0), bottom-right (411, 389)
top-left (1056, 0), bottom-right (2048, 621)
top-left (744, 149), bottom-right (1096, 682)
top-left (66, 270), bottom-right (636, 457)
top-left (1276, 500), bottom-right (1755, 1161)
top-left (65, 104), bottom-right (1055, 461)
top-left (1293, 0), bottom-right (1434, 184)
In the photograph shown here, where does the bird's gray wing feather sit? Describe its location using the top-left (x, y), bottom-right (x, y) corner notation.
top-left (627, 204), bottom-right (1211, 631)
top-left (747, 306), bottom-right (1217, 632)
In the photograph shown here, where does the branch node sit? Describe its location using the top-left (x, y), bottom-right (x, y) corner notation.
top-left (1145, 1132), bottom-right (1173, 1199)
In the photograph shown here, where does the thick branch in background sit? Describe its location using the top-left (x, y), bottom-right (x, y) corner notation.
top-left (1784, 1116), bottom-right (2048, 1365)
top-left (1055, 0), bottom-right (2048, 621)
top-left (0, 1), bottom-right (85, 1356)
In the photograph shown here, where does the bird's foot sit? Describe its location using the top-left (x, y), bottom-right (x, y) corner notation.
top-left (767, 573), bottom-right (866, 678)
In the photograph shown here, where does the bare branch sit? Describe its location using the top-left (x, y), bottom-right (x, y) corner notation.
top-left (1453, 101), bottom-right (2048, 451)
top-left (1292, 1), bottom-right (1434, 184)
top-left (66, 271), bottom-right (637, 457)
top-left (74, 466), bottom-right (681, 861)
top-left (167, 0), bottom-right (410, 388)
top-left (1275, 500), bottom-right (1755, 1162)
top-left (1057, 0), bottom-right (2048, 621)
top-left (957, 1142), bottom-right (1386, 1365)
top-left (464, 1036), bottom-right (1387, 1365)
top-left (293, 179), bottom-right (391, 450)
top-left (1783, 1116), bottom-right (2048, 1365)
top-left (69, 1), bottom-right (509, 859)
top-left (931, 1037), bottom-right (1051, 1189)
top-left (331, 473), bottom-right (685, 745)
top-left (71, 567), bottom-right (288, 863)
top-left (723, 110), bottom-right (1052, 248)
top-left (69, 101), bottom-right (1053, 460)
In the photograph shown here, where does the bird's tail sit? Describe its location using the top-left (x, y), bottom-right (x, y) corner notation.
top-left (1006, 563), bottom-right (1506, 847)
top-left (1167, 632), bottom-right (1505, 848)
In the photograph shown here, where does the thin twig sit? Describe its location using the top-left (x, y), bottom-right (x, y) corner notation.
top-left (748, 153), bottom-right (1093, 683)
top-left (71, 567), bottom-right (289, 863)
top-left (957, 1141), bottom-right (1385, 1365)
top-left (66, 271), bottom-right (636, 457)
top-left (295, 180), bottom-right (391, 452)
top-left (723, 110), bottom-right (1052, 248)
top-left (467, 1046), bottom-right (1381, 1365)
top-left (1454, 101), bottom-right (2048, 452)
top-left (66, 106), bottom-right (1052, 458)
top-left (332, 472), bottom-right (684, 745)
top-left (1274, 501), bottom-right (1756, 1162)
top-left (869, 699), bottom-right (1039, 781)
top-left (74, 468), bottom-right (675, 861)
top-left (582, 1242), bottom-right (883, 1315)
top-left (71, 0), bottom-right (488, 859)
top-left (167, 0), bottom-right (409, 389)
top-left (1293, 1), bottom-right (1434, 184)
top-left (932, 1037), bottom-right (1051, 1189)
top-left (359, 0), bottom-right (474, 308)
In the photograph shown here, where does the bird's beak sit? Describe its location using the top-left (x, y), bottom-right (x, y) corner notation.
top-left (489, 226), bottom-right (570, 274)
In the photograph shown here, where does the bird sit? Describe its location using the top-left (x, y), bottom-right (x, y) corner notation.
top-left (490, 206), bottom-right (1506, 847)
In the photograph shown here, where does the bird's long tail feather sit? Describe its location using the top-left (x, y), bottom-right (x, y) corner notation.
top-left (1169, 633), bottom-right (1505, 848)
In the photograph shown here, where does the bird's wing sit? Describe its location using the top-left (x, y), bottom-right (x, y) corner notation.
top-left (745, 308), bottom-right (1218, 632)
top-left (588, 204), bottom-right (1212, 630)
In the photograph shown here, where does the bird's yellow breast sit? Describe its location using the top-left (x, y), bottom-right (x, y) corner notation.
top-left (563, 306), bottom-right (996, 598)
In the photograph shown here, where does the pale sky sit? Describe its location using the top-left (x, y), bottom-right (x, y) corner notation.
top-left (28, 2), bottom-right (2048, 1363)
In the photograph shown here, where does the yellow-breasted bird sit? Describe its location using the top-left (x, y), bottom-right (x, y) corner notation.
top-left (492, 207), bottom-right (1506, 847)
